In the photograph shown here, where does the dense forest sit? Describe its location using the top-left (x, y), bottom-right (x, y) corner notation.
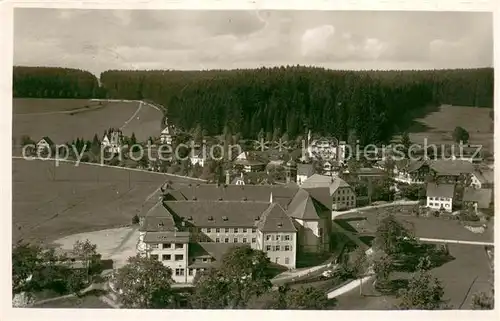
top-left (13, 66), bottom-right (494, 145)
top-left (13, 67), bottom-right (102, 98)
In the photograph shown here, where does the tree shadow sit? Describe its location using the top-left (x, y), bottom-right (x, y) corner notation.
top-left (376, 278), bottom-right (410, 295)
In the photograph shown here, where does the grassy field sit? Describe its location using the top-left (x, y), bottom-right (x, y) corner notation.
top-left (335, 244), bottom-right (492, 310)
top-left (12, 158), bottom-right (200, 244)
top-left (13, 98), bottom-right (163, 144)
top-left (406, 105), bottom-right (493, 152)
top-left (336, 205), bottom-right (494, 243)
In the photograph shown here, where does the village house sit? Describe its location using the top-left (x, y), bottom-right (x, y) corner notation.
top-left (189, 148), bottom-right (205, 168)
top-left (393, 159), bottom-right (429, 184)
top-left (429, 159), bottom-right (474, 184)
top-left (234, 151), bottom-right (267, 173)
top-left (426, 183), bottom-right (455, 212)
top-left (301, 174), bottom-right (356, 211)
top-left (36, 136), bottom-right (54, 154)
top-left (160, 124), bottom-right (175, 145)
top-left (470, 168), bottom-right (494, 189)
top-left (296, 162), bottom-right (315, 186)
top-left (101, 130), bottom-right (123, 154)
top-left (462, 187), bottom-right (493, 213)
top-left (138, 182), bottom-right (335, 284)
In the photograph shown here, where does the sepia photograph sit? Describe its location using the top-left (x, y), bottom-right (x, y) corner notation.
top-left (9, 6), bottom-right (494, 312)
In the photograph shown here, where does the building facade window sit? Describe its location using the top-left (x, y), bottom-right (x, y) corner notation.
top-left (188, 268), bottom-right (194, 276)
top-left (162, 243), bottom-right (171, 249)
top-left (233, 238), bottom-right (238, 243)
top-left (216, 238), bottom-right (220, 243)
top-left (224, 238), bottom-right (229, 243)
top-left (284, 235), bottom-right (290, 241)
top-left (225, 228), bottom-right (230, 233)
top-left (252, 228), bottom-right (256, 233)
top-left (274, 245), bottom-right (280, 251)
top-left (284, 245), bottom-right (290, 251)
top-left (216, 228), bottom-right (220, 233)
top-left (266, 245), bottom-right (271, 251)
top-left (162, 254), bottom-right (171, 261)
top-left (151, 244), bottom-right (159, 249)
top-left (266, 235), bottom-right (272, 241)
top-left (175, 254), bottom-right (183, 261)
top-left (175, 243), bottom-right (183, 249)
top-left (175, 268), bottom-right (185, 276)
top-left (252, 238), bottom-right (256, 243)
top-left (243, 238), bottom-right (247, 243)
top-left (242, 228), bottom-right (247, 233)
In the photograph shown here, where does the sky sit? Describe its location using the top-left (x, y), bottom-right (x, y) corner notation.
top-left (14, 9), bottom-right (493, 75)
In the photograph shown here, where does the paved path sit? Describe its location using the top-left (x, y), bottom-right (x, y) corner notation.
top-left (120, 101), bottom-right (143, 130)
top-left (417, 237), bottom-right (494, 246)
top-left (332, 200), bottom-right (418, 219)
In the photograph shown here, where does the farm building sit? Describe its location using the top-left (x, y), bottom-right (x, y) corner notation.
top-left (426, 183), bottom-right (455, 212)
top-left (36, 136), bottom-right (54, 154)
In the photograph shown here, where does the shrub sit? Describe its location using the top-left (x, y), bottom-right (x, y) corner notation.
top-left (132, 214), bottom-right (140, 225)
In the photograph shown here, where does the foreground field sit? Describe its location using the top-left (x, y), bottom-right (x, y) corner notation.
top-left (12, 158), bottom-right (199, 244)
top-left (13, 98), bottom-right (162, 144)
top-left (335, 244), bottom-right (492, 309)
top-left (408, 105), bottom-right (493, 152)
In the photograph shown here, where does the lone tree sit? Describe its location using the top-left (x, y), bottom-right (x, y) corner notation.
top-left (396, 268), bottom-right (446, 310)
top-left (373, 215), bottom-right (415, 256)
top-left (401, 132), bottom-right (412, 155)
top-left (190, 246), bottom-right (274, 309)
top-left (452, 126), bottom-right (470, 144)
top-left (113, 255), bottom-right (177, 308)
top-left (372, 252), bottom-right (394, 289)
top-left (72, 239), bottom-right (99, 283)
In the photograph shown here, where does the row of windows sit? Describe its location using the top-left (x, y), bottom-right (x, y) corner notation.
top-left (201, 227), bottom-right (257, 234)
top-left (265, 234), bottom-right (292, 241)
top-left (150, 254), bottom-right (184, 261)
top-left (215, 237), bottom-right (255, 244)
top-left (150, 243), bottom-right (184, 250)
top-left (337, 189), bottom-right (352, 195)
top-left (429, 203), bottom-right (450, 208)
top-left (175, 267), bottom-right (210, 276)
top-left (265, 245), bottom-right (293, 252)
top-left (336, 195), bottom-right (355, 201)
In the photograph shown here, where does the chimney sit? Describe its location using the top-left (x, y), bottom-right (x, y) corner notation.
top-left (226, 171), bottom-right (230, 185)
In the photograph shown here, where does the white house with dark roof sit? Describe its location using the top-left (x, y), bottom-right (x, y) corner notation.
top-left (101, 131), bottom-right (123, 154)
top-left (426, 183), bottom-right (455, 212)
top-left (36, 136), bottom-right (54, 154)
top-left (296, 162), bottom-right (315, 185)
top-left (234, 151), bottom-right (267, 173)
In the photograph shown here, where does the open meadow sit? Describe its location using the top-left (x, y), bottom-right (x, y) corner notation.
top-left (13, 98), bottom-right (163, 145)
top-left (335, 244), bottom-right (492, 310)
top-left (12, 158), bottom-right (201, 244)
top-left (407, 105), bottom-right (493, 152)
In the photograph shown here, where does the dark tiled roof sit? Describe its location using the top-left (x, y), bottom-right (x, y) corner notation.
top-left (143, 231), bottom-right (190, 243)
top-left (297, 163), bottom-right (315, 176)
top-left (140, 203), bottom-right (176, 232)
top-left (287, 189), bottom-right (320, 220)
top-left (39, 136), bottom-right (54, 146)
top-left (426, 183), bottom-right (455, 198)
top-left (302, 187), bottom-right (332, 210)
top-left (430, 160), bottom-right (474, 176)
top-left (463, 188), bottom-right (492, 209)
top-left (175, 184), bottom-right (298, 204)
top-left (165, 201), bottom-right (270, 227)
top-left (257, 203), bottom-right (297, 232)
